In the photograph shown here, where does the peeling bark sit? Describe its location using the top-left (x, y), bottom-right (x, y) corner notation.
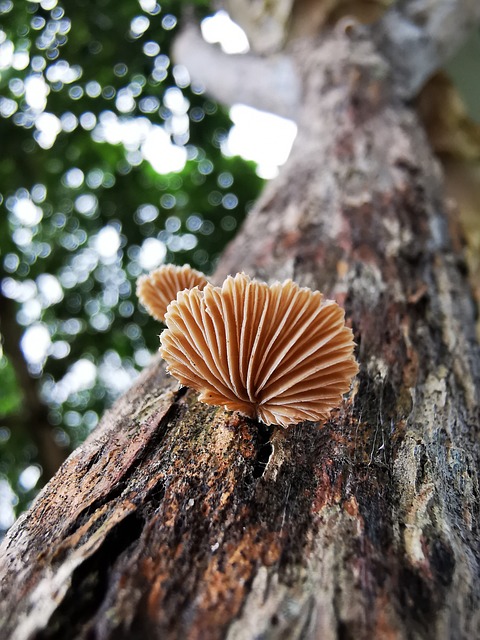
top-left (0, 26), bottom-right (479, 640)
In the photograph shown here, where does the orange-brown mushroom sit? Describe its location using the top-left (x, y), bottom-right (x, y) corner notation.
top-left (136, 264), bottom-right (208, 321)
top-left (160, 273), bottom-right (358, 427)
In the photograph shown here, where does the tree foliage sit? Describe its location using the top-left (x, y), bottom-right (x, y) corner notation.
top-left (0, 0), bottom-right (263, 529)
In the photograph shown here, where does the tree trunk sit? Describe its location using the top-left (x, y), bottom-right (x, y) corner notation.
top-left (1, 26), bottom-right (479, 640)
top-left (0, 291), bottom-right (68, 481)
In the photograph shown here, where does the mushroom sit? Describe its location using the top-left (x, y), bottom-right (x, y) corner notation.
top-left (136, 264), bottom-right (208, 321)
top-left (160, 273), bottom-right (358, 427)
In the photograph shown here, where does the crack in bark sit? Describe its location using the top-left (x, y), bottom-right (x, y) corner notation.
top-left (36, 510), bottom-right (146, 640)
top-left (251, 423), bottom-right (274, 480)
top-left (60, 386), bottom-right (187, 545)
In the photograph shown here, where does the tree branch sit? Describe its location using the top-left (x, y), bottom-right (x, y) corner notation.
top-left (172, 24), bottom-right (300, 118)
top-left (373, 0), bottom-right (480, 98)
top-left (176, 2), bottom-right (480, 109)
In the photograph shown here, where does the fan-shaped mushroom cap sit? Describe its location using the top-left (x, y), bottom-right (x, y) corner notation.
top-left (136, 264), bottom-right (208, 321)
top-left (160, 273), bottom-right (358, 427)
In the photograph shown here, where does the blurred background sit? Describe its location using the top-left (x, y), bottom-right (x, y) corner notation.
top-left (0, 0), bottom-right (274, 532)
top-left (0, 0), bottom-right (479, 536)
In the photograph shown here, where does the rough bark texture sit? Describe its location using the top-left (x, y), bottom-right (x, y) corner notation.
top-left (1, 28), bottom-right (480, 640)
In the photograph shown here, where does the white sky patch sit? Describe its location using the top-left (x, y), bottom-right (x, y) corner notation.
top-left (13, 198), bottom-right (43, 226)
top-left (138, 237), bottom-right (167, 270)
top-left (142, 125), bottom-right (187, 173)
top-left (61, 112), bottom-right (78, 133)
top-left (201, 10), bottom-right (250, 54)
top-left (0, 96), bottom-right (18, 118)
top-left (25, 75), bottom-right (49, 111)
top-left (13, 51), bottom-right (29, 71)
top-left (131, 15), bottom-right (150, 37)
top-left (12, 227), bottom-right (33, 248)
top-left (50, 341), bottom-right (70, 359)
top-left (98, 358), bottom-right (138, 396)
top-left (64, 167), bottom-right (84, 189)
top-left (75, 193), bottom-right (97, 216)
top-left (21, 323), bottom-right (51, 365)
top-left (40, 0), bottom-right (58, 10)
top-left (37, 273), bottom-right (64, 306)
top-left (134, 348), bottom-right (152, 367)
top-left (35, 112), bottom-right (62, 149)
top-left (20, 298), bottom-right (42, 324)
top-left (18, 465), bottom-right (42, 492)
top-left (93, 225), bottom-right (121, 262)
top-left (94, 114), bottom-right (187, 174)
top-left (1, 277), bottom-right (36, 303)
top-left (164, 86), bottom-right (189, 113)
top-left (0, 479), bottom-right (17, 531)
top-left (225, 104), bottom-right (297, 179)
top-left (49, 358), bottom-right (97, 404)
top-left (116, 87), bottom-right (136, 114)
top-left (94, 111), bottom-right (141, 147)
top-left (0, 39), bottom-right (14, 70)
top-left (45, 60), bottom-right (81, 84)
top-left (138, 0), bottom-right (156, 12)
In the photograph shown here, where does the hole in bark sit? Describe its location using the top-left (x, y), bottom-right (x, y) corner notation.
top-left (37, 511), bottom-right (145, 640)
top-left (252, 423), bottom-right (274, 479)
top-left (399, 565), bottom-right (436, 628)
top-left (252, 442), bottom-right (273, 479)
top-left (335, 16), bottom-right (357, 39)
top-left (429, 537), bottom-right (455, 587)
top-left (59, 480), bottom-right (129, 548)
top-left (143, 477), bottom-right (166, 518)
top-left (337, 620), bottom-right (356, 640)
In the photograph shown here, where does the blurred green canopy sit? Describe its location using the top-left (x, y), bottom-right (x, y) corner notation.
top-left (0, 0), bottom-right (264, 531)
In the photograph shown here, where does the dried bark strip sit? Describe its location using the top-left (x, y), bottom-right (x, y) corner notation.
top-left (1, 30), bottom-right (479, 640)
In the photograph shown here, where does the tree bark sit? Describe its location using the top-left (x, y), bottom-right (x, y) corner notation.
top-left (1, 26), bottom-right (479, 640)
